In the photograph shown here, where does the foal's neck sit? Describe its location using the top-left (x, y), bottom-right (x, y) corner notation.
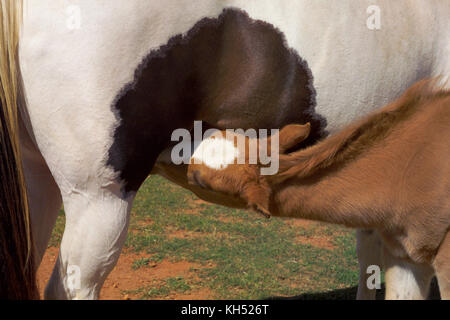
top-left (274, 80), bottom-right (438, 183)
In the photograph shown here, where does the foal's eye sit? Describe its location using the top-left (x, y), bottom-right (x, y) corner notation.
top-left (191, 170), bottom-right (209, 189)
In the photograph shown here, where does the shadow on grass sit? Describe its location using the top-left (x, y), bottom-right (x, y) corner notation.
top-left (267, 278), bottom-right (441, 300)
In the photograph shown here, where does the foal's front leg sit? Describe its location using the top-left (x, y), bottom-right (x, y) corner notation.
top-left (383, 247), bottom-right (434, 300)
top-left (44, 185), bottom-right (134, 300)
top-left (356, 229), bottom-right (434, 300)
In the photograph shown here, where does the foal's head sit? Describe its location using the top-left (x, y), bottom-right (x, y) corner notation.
top-left (187, 123), bottom-right (311, 218)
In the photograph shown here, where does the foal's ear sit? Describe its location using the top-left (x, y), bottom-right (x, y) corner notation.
top-left (277, 123), bottom-right (311, 153)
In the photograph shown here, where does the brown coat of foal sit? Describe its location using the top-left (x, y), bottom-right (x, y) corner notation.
top-left (187, 79), bottom-right (450, 299)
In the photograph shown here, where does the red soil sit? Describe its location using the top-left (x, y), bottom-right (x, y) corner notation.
top-left (37, 247), bottom-right (214, 300)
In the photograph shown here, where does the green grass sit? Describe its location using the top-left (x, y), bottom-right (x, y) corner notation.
top-left (48, 175), bottom-right (360, 299)
top-left (125, 276), bottom-right (192, 299)
top-left (48, 209), bottom-right (65, 247)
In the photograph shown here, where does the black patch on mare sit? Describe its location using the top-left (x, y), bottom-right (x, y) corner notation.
top-left (108, 8), bottom-right (327, 192)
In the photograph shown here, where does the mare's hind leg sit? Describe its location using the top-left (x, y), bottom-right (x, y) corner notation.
top-left (44, 186), bottom-right (134, 300)
top-left (356, 229), bottom-right (382, 299)
top-left (383, 248), bottom-right (434, 300)
top-left (433, 232), bottom-right (450, 300)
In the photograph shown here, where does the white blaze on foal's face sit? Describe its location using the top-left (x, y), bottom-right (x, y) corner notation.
top-left (191, 131), bottom-right (240, 170)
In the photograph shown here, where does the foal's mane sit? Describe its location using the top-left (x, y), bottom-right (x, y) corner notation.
top-left (272, 78), bottom-right (449, 184)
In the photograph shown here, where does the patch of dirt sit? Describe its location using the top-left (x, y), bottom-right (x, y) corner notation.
top-left (283, 218), bottom-right (317, 229)
top-left (295, 235), bottom-right (336, 250)
top-left (282, 218), bottom-right (336, 249)
top-left (180, 207), bottom-right (203, 215)
top-left (36, 247), bottom-right (59, 297)
top-left (129, 217), bottom-right (154, 234)
top-left (37, 247), bottom-right (215, 300)
top-left (192, 199), bottom-right (210, 206)
top-left (167, 228), bottom-right (228, 240)
top-left (177, 198), bottom-right (206, 215)
top-left (137, 218), bottom-right (153, 227)
top-left (167, 229), bottom-right (205, 240)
